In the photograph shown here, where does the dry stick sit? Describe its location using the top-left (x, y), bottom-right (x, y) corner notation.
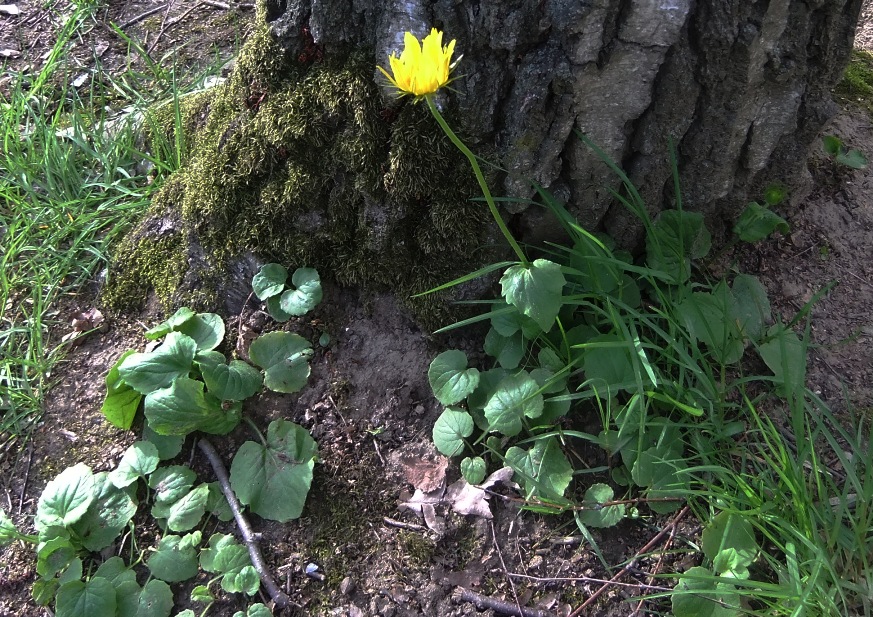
top-left (202, 0), bottom-right (256, 9)
top-left (17, 442), bottom-right (33, 515)
top-left (119, 5), bottom-right (167, 29)
top-left (490, 520), bottom-right (524, 616)
top-left (631, 518), bottom-right (679, 616)
top-left (383, 517), bottom-right (426, 532)
top-left (568, 505), bottom-right (690, 617)
top-left (145, 0), bottom-right (177, 55)
top-left (454, 588), bottom-right (557, 617)
top-left (506, 572), bottom-right (671, 592)
top-left (165, 2), bottom-right (207, 30)
top-left (197, 437), bottom-right (292, 609)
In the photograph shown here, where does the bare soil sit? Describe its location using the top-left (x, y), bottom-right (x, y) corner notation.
top-left (2, 2), bottom-right (873, 617)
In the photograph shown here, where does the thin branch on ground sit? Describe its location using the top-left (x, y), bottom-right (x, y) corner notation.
top-left (631, 514), bottom-right (679, 616)
top-left (453, 588), bottom-right (557, 617)
top-left (506, 572), bottom-right (671, 591)
top-left (568, 505), bottom-right (690, 617)
top-left (383, 517), bottom-right (426, 531)
top-left (197, 437), bottom-right (294, 610)
top-left (202, 0), bottom-right (256, 9)
top-left (490, 520), bottom-right (523, 616)
top-left (118, 5), bottom-right (167, 29)
top-left (17, 442), bottom-right (33, 515)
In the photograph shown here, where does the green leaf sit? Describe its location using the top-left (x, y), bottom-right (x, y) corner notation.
top-left (35, 463), bottom-right (96, 531)
top-left (581, 334), bottom-right (647, 393)
top-left (230, 420), bottom-right (318, 522)
top-left (265, 295), bottom-right (292, 322)
top-left (677, 287), bottom-right (744, 365)
top-left (101, 349), bottom-right (141, 430)
top-left (428, 350), bottom-right (480, 406)
top-left (646, 210), bottom-right (711, 283)
top-left (71, 472), bottom-right (137, 552)
top-left (500, 259), bottom-right (565, 332)
top-left (142, 424), bottom-right (185, 461)
top-left (248, 331), bottom-right (313, 394)
top-left (278, 267), bottom-right (323, 316)
top-left (432, 408), bottom-right (474, 457)
top-left (672, 566), bottom-right (741, 617)
top-left (200, 533), bottom-right (245, 572)
top-left (234, 604), bottom-right (272, 617)
top-left (822, 134), bottom-right (842, 156)
top-left (576, 483), bottom-right (625, 528)
top-left (191, 585), bottom-right (213, 604)
top-left (837, 148), bottom-right (868, 169)
top-left (55, 578), bottom-right (116, 617)
top-left (505, 436), bottom-right (573, 501)
top-left (149, 466), bottom-right (197, 505)
top-left (252, 263), bottom-right (288, 300)
top-left (147, 532), bottom-right (201, 583)
top-left (136, 579), bottom-right (174, 617)
top-left (233, 566), bottom-right (261, 596)
top-left (205, 482), bottom-right (234, 522)
top-left (483, 327), bottom-right (525, 370)
top-left (202, 357), bottom-right (263, 401)
top-left (701, 512), bottom-right (758, 568)
top-left (156, 484), bottom-right (209, 532)
top-left (110, 442), bottom-right (160, 489)
top-left (730, 274), bottom-right (770, 342)
top-left (175, 313), bottom-right (225, 352)
top-left (94, 556), bottom-right (136, 587)
top-left (490, 302), bottom-right (542, 339)
top-left (118, 332), bottom-right (197, 395)
top-left (0, 508), bottom-right (20, 546)
top-left (460, 457), bottom-right (487, 485)
top-left (632, 446), bottom-right (688, 514)
top-left (484, 372), bottom-right (543, 436)
top-left (758, 325), bottom-right (806, 396)
top-left (144, 308), bottom-right (196, 341)
top-left (733, 202), bottom-right (789, 243)
top-left (144, 377), bottom-right (233, 436)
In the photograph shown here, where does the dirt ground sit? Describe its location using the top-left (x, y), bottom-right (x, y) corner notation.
top-left (2, 1), bottom-right (873, 616)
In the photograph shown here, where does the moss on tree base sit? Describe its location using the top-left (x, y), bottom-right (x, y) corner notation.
top-left (103, 4), bottom-right (490, 324)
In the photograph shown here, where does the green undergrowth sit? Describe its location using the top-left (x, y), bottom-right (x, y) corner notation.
top-left (0, 4), bottom-right (216, 455)
top-left (103, 5), bottom-right (488, 325)
top-left (835, 49), bottom-right (873, 116)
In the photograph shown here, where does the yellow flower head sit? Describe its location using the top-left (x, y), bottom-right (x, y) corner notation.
top-left (378, 29), bottom-right (459, 98)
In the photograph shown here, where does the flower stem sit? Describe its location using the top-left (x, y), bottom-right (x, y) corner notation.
top-left (426, 96), bottom-right (528, 265)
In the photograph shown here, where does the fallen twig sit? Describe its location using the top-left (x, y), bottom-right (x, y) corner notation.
top-left (568, 505), bottom-right (690, 616)
top-left (17, 442), bottom-right (33, 515)
top-left (383, 516), bottom-right (426, 531)
top-left (491, 520), bottom-right (523, 616)
top-left (453, 588), bottom-right (557, 617)
top-left (202, 0), bottom-right (255, 9)
top-left (197, 437), bottom-right (293, 609)
top-left (118, 5), bottom-right (167, 29)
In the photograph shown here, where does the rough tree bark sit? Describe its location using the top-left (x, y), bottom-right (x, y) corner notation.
top-left (266, 0), bottom-right (863, 247)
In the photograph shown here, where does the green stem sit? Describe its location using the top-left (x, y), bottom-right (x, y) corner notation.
top-left (425, 96), bottom-right (528, 265)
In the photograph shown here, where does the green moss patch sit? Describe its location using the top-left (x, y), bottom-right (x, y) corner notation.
top-left (104, 6), bottom-right (487, 323)
top-left (835, 49), bottom-right (873, 116)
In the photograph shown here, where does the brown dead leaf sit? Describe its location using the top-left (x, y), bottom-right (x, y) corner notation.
top-left (71, 307), bottom-right (104, 332)
top-left (400, 453), bottom-right (448, 493)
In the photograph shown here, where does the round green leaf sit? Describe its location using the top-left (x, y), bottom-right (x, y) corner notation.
top-left (55, 578), bottom-right (116, 617)
top-left (230, 420), bottom-right (318, 522)
top-left (143, 424), bottom-right (185, 461)
top-left (118, 332), bottom-right (197, 395)
top-left (499, 259), bottom-right (565, 333)
top-left (110, 441), bottom-right (160, 489)
top-left (432, 408), bottom-right (474, 457)
top-left (136, 579), bottom-right (173, 617)
top-left (428, 350), bottom-right (480, 405)
top-left (483, 327), bottom-right (525, 370)
top-left (35, 463), bottom-right (96, 531)
top-left (672, 566), bottom-right (740, 617)
top-left (248, 331), bottom-right (313, 394)
top-left (483, 372), bottom-right (543, 437)
top-left (505, 436), bottom-right (572, 501)
top-left (176, 313), bottom-right (225, 352)
top-left (278, 268), bottom-right (322, 316)
top-left (701, 511), bottom-right (758, 567)
top-left (147, 532), bottom-right (201, 583)
top-left (162, 484), bottom-right (209, 532)
top-left (460, 457), bottom-right (487, 485)
top-left (149, 466), bottom-right (197, 505)
top-left (144, 377), bottom-right (227, 436)
top-left (576, 483), bottom-right (625, 528)
top-left (72, 472), bottom-right (137, 552)
top-left (202, 359), bottom-right (263, 401)
top-left (252, 263), bottom-right (288, 300)
top-left (265, 294), bottom-right (292, 322)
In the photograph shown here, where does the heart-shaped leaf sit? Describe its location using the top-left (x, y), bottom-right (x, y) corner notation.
top-left (278, 268), bottom-right (322, 316)
top-left (101, 349), bottom-right (141, 430)
top-left (460, 457), bottom-right (487, 485)
top-left (432, 408), bottom-right (474, 457)
top-left (484, 372), bottom-right (543, 436)
top-left (135, 579), bottom-right (174, 617)
top-left (110, 441), bottom-right (160, 488)
top-left (144, 307), bottom-right (196, 341)
top-left (144, 377), bottom-right (231, 436)
top-left (153, 484), bottom-right (209, 532)
top-left (500, 259), bottom-right (565, 332)
top-left (118, 332), bottom-right (197, 395)
top-left (252, 263), bottom-right (288, 300)
top-left (428, 350), bottom-right (480, 406)
top-left (143, 424), bottom-right (184, 461)
top-left (202, 356), bottom-right (263, 401)
top-left (248, 331), bottom-right (313, 394)
top-left (702, 511), bottom-right (758, 568)
top-left (55, 578), bottom-right (116, 617)
top-left (147, 532), bottom-right (201, 583)
top-left (483, 327), bottom-right (525, 370)
top-left (505, 437), bottom-right (572, 501)
top-left (230, 420), bottom-right (318, 522)
top-left (71, 472), bottom-right (137, 552)
top-left (176, 313), bottom-right (225, 351)
top-left (35, 463), bottom-right (96, 531)
top-left (576, 483), bottom-right (625, 528)
top-left (149, 466), bottom-right (197, 505)
top-left (646, 210), bottom-right (711, 283)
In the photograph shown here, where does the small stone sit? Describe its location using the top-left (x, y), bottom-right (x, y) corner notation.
top-left (340, 576), bottom-right (356, 595)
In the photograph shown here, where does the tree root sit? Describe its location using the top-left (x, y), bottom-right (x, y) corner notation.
top-left (198, 437), bottom-right (293, 610)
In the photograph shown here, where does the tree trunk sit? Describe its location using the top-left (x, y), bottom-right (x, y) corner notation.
top-left (267, 0), bottom-right (863, 246)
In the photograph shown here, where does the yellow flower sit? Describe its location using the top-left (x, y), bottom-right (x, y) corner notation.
top-left (378, 29), bottom-right (459, 98)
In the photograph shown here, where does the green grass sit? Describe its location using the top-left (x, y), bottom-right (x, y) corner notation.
top-left (0, 5), bottom-right (216, 460)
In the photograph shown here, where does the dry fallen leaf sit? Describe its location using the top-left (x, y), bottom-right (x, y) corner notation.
top-left (71, 307), bottom-right (104, 332)
top-left (400, 452), bottom-right (448, 493)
